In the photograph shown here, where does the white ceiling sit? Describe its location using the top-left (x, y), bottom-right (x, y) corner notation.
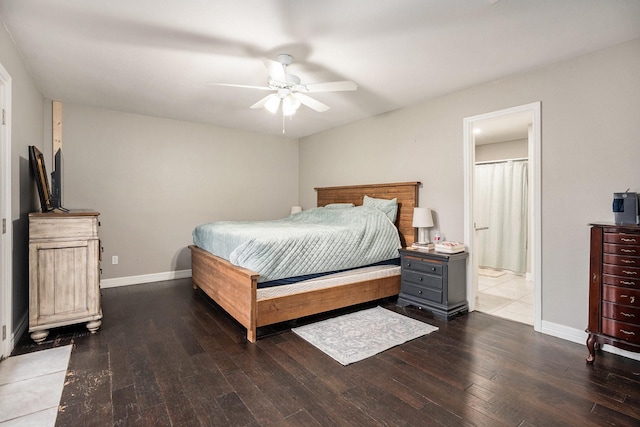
top-left (1, 0), bottom-right (639, 139)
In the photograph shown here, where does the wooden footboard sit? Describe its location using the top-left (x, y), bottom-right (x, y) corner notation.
top-left (189, 244), bottom-right (260, 341)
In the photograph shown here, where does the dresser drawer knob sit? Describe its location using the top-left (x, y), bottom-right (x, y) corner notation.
top-left (621, 312), bottom-right (636, 318)
top-left (622, 260), bottom-right (636, 264)
top-left (621, 248), bottom-right (637, 253)
top-left (431, 267), bottom-right (436, 271)
top-left (418, 290), bottom-right (422, 295)
top-left (620, 329), bottom-right (636, 336)
top-left (419, 277), bottom-right (423, 281)
top-left (621, 295), bottom-right (636, 304)
top-left (621, 237), bottom-right (638, 243)
top-left (623, 270), bottom-right (638, 275)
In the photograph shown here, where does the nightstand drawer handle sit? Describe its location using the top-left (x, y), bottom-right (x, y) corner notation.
top-left (419, 277), bottom-right (423, 281)
top-left (622, 259), bottom-right (636, 264)
top-left (621, 295), bottom-right (636, 304)
top-left (431, 267), bottom-right (436, 271)
top-left (406, 262), bottom-right (411, 268)
top-left (620, 329), bottom-right (635, 336)
top-left (620, 280), bottom-right (635, 285)
top-left (621, 248), bottom-right (637, 253)
top-left (620, 312), bottom-right (635, 318)
top-left (418, 290), bottom-right (422, 295)
top-left (623, 270), bottom-right (638, 275)
top-left (621, 237), bottom-right (637, 243)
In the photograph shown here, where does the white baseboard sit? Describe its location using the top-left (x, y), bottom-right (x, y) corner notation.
top-left (100, 269), bottom-right (192, 289)
top-left (541, 320), bottom-right (640, 362)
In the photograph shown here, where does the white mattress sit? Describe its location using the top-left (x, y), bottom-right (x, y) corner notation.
top-left (256, 265), bottom-right (401, 300)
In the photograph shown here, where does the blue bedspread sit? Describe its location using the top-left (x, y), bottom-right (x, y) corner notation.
top-left (192, 206), bottom-right (401, 283)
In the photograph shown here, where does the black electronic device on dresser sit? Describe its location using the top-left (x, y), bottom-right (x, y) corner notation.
top-left (586, 223), bottom-right (640, 364)
top-left (398, 248), bottom-right (468, 319)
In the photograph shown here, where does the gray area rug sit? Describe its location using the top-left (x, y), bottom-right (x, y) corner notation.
top-left (292, 306), bottom-right (438, 365)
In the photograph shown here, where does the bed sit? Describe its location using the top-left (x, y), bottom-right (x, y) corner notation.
top-left (189, 181), bottom-right (420, 342)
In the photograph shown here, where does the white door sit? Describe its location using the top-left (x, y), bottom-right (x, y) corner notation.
top-left (0, 63), bottom-right (12, 359)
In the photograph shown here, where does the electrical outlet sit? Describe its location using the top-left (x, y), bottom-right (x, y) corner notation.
top-left (112, 255), bottom-right (118, 265)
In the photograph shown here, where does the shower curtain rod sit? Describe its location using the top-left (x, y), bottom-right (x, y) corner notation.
top-left (475, 157), bottom-right (528, 165)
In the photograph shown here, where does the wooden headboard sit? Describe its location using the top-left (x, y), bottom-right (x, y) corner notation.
top-left (315, 181), bottom-right (420, 248)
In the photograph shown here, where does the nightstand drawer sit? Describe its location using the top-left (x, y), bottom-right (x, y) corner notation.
top-left (402, 270), bottom-right (443, 289)
top-left (402, 256), bottom-right (443, 276)
top-left (602, 302), bottom-right (640, 323)
top-left (401, 282), bottom-right (442, 304)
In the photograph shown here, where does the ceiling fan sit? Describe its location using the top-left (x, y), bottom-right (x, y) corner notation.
top-left (213, 54), bottom-right (357, 117)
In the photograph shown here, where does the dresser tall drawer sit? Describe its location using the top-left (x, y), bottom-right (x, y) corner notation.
top-left (604, 244), bottom-right (640, 256)
top-left (603, 254), bottom-right (640, 267)
top-left (601, 318), bottom-right (640, 344)
top-left (401, 282), bottom-right (442, 304)
top-left (602, 264), bottom-right (640, 279)
top-left (604, 233), bottom-right (640, 246)
top-left (603, 285), bottom-right (640, 307)
top-left (402, 270), bottom-right (443, 289)
top-left (402, 256), bottom-right (443, 276)
top-left (602, 302), bottom-right (640, 323)
top-left (603, 274), bottom-right (640, 289)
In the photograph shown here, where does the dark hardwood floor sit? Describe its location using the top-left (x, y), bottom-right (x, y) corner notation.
top-left (12, 278), bottom-right (640, 426)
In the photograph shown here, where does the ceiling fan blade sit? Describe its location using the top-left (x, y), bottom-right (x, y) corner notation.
top-left (263, 59), bottom-right (287, 82)
top-left (293, 93), bottom-right (330, 112)
top-left (304, 80), bottom-right (357, 92)
top-left (210, 83), bottom-right (272, 91)
top-left (250, 93), bottom-right (277, 109)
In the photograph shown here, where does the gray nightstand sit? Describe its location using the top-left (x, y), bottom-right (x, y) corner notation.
top-left (397, 248), bottom-right (468, 319)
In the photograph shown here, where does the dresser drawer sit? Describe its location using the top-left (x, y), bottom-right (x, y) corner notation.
top-left (603, 285), bottom-right (640, 307)
top-left (604, 232), bottom-right (640, 246)
top-left (601, 318), bottom-right (640, 344)
top-left (603, 274), bottom-right (640, 289)
top-left (602, 264), bottom-right (640, 279)
top-left (402, 270), bottom-right (443, 289)
top-left (30, 216), bottom-right (99, 241)
top-left (603, 254), bottom-right (640, 267)
top-left (604, 244), bottom-right (640, 256)
top-left (602, 302), bottom-right (640, 323)
top-left (401, 281), bottom-right (442, 304)
top-left (402, 255), bottom-right (443, 276)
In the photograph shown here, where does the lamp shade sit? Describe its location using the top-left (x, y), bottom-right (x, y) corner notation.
top-left (412, 207), bottom-right (434, 228)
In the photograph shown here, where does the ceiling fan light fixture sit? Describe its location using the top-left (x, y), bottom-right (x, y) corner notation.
top-left (282, 94), bottom-right (301, 116)
top-left (264, 95), bottom-right (281, 114)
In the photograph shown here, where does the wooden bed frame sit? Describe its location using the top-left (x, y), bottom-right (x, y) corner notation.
top-left (189, 181), bottom-right (420, 342)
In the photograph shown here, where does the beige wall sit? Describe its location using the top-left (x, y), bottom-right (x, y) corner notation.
top-left (475, 139), bottom-right (527, 162)
top-left (299, 38), bottom-right (640, 332)
top-left (59, 104), bottom-right (298, 279)
top-left (0, 23), bottom-right (44, 333)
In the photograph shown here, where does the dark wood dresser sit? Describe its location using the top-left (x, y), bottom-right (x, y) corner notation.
top-left (586, 223), bottom-right (640, 363)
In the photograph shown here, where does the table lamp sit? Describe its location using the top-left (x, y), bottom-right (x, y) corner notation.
top-left (412, 207), bottom-right (434, 246)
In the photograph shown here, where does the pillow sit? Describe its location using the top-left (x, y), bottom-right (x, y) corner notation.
top-left (324, 203), bottom-right (355, 209)
top-left (363, 195), bottom-right (398, 222)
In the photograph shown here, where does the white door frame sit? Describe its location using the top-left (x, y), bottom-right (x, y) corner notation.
top-left (463, 102), bottom-right (541, 332)
top-left (0, 62), bottom-right (12, 358)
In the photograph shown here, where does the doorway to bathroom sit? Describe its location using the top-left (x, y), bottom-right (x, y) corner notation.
top-left (463, 102), bottom-right (541, 331)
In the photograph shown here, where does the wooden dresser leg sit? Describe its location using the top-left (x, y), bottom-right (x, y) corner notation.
top-left (31, 329), bottom-right (49, 344)
top-left (86, 320), bottom-right (102, 333)
top-left (586, 334), bottom-right (597, 364)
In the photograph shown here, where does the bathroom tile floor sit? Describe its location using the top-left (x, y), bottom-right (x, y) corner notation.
top-left (476, 270), bottom-right (534, 326)
top-left (0, 345), bottom-right (71, 426)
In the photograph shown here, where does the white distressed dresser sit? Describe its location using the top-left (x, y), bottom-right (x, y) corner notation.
top-left (28, 209), bottom-right (102, 343)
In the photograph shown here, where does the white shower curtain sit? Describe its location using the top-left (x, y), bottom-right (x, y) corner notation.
top-left (475, 160), bottom-right (528, 274)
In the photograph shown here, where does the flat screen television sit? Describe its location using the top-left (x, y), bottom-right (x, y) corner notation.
top-left (50, 148), bottom-right (63, 209)
top-left (29, 145), bottom-right (53, 212)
